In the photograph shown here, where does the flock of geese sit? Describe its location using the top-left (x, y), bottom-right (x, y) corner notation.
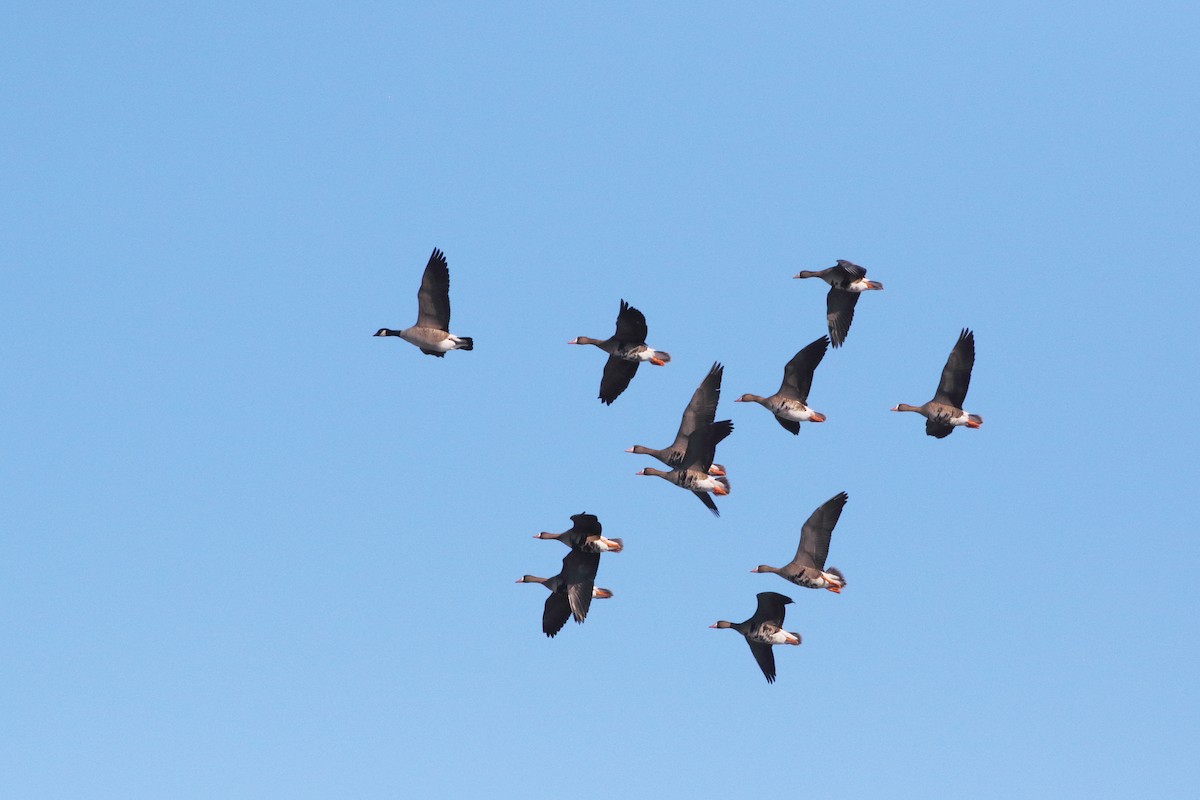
top-left (377, 249), bottom-right (984, 683)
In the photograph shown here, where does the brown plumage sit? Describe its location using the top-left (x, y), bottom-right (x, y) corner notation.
top-left (373, 248), bottom-right (474, 356)
top-left (636, 420), bottom-right (733, 516)
top-left (626, 362), bottom-right (726, 476)
top-left (569, 300), bottom-right (671, 404)
top-left (735, 337), bottom-right (829, 435)
top-left (752, 492), bottom-right (848, 592)
top-left (793, 260), bottom-right (883, 347)
top-left (710, 592), bottom-right (801, 683)
top-left (517, 548), bottom-right (606, 637)
top-left (891, 328), bottom-right (983, 438)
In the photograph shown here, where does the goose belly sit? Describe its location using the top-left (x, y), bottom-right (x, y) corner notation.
top-left (630, 346), bottom-right (665, 363)
top-left (772, 400), bottom-right (820, 422)
top-left (749, 627), bottom-right (800, 646)
top-left (683, 474), bottom-right (723, 493)
top-left (788, 572), bottom-right (826, 589)
top-left (400, 327), bottom-right (451, 350)
top-left (938, 409), bottom-right (973, 427)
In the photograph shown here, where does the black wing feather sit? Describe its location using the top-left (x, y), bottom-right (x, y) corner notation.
top-left (926, 420), bottom-right (954, 439)
top-left (569, 513), bottom-right (602, 537)
top-left (747, 640), bottom-right (778, 684)
top-left (933, 328), bottom-right (975, 408)
top-left (794, 492), bottom-right (848, 570)
top-left (681, 420), bottom-right (733, 472)
top-left (750, 591), bottom-right (793, 628)
top-left (833, 260), bottom-right (867, 283)
top-left (599, 356), bottom-right (639, 404)
top-left (780, 336), bottom-right (829, 402)
top-left (674, 362), bottom-right (723, 446)
top-left (415, 248), bottom-right (451, 330)
top-left (542, 592), bottom-right (572, 637)
top-left (693, 491), bottom-right (720, 517)
top-left (562, 549), bottom-right (600, 622)
top-left (774, 416), bottom-right (801, 435)
top-left (613, 299), bottom-right (648, 344)
top-left (825, 289), bottom-right (859, 349)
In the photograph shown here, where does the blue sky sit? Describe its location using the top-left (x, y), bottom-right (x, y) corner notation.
top-left (2, 3), bottom-right (1197, 797)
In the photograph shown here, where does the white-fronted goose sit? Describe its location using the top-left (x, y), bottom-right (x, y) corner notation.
top-left (752, 492), bottom-right (848, 593)
top-left (710, 591), bottom-right (801, 684)
top-left (735, 336), bottom-right (829, 435)
top-left (793, 259), bottom-right (883, 347)
top-left (533, 512), bottom-right (624, 553)
top-left (636, 419), bottom-right (732, 516)
top-left (569, 299), bottom-right (671, 405)
top-left (516, 549), bottom-right (608, 637)
top-left (892, 328), bottom-right (983, 438)
top-left (626, 361), bottom-right (727, 477)
top-left (373, 248), bottom-right (474, 356)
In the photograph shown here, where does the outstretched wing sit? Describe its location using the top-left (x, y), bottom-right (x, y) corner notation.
top-left (542, 591), bottom-right (572, 637)
top-left (569, 513), bottom-right (602, 537)
top-left (780, 336), bottom-right (829, 402)
top-left (747, 639), bottom-right (778, 684)
top-left (599, 355), bottom-right (639, 405)
top-left (774, 416), bottom-right (801, 435)
top-left (562, 549), bottom-right (600, 622)
top-left (825, 289), bottom-right (860, 348)
top-left (415, 248), bottom-right (451, 330)
top-left (681, 420), bottom-right (733, 472)
top-left (793, 492), bottom-right (848, 570)
top-left (926, 419), bottom-right (954, 439)
top-left (933, 328), bottom-right (975, 408)
top-left (693, 490), bottom-right (720, 517)
top-left (613, 299), bottom-right (648, 344)
top-left (675, 362), bottom-right (723, 444)
top-left (833, 260), bottom-right (867, 283)
top-left (750, 591), bottom-right (793, 628)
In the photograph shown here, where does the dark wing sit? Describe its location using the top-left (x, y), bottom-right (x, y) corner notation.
top-left (774, 416), bottom-right (801, 435)
top-left (562, 549), bottom-right (600, 622)
top-left (675, 362), bottom-right (723, 443)
top-left (415, 248), bottom-right (451, 330)
top-left (569, 513), bottom-right (602, 537)
top-left (667, 362), bottom-right (724, 457)
top-left (792, 492), bottom-right (848, 570)
top-left (933, 328), bottom-right (975, 408)
top-left (926, 420), bottom-right (954, 439)
top-left (746, 640), bottom-right (777, 684)
top-left (693, 491), bottom-right (720, 517)
top-left (825, 289), bottom-right (860, 349)
top-left (780, 336), bottom-right (829, 402)
top-left (599, 355), bottom-right (639, 405)
top-left (419, 348), bottom-right (446, 358)
top-left (749, 591), bottom-right (793, 628)
top-left (834, 259), bottom-right (867, 283)
top-left (542, 591), bottom-right (572, 637)
top-left (613, 299), bottom-right (648, 344)
top-left (681, 420), bottom-right (733, 472)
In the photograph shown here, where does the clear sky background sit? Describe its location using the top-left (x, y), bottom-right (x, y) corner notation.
top-left (3, 3), bottom-right (1197, 797)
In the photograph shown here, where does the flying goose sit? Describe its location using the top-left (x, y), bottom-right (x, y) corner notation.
top-left (752, 492), bottom-right (848, 592)
top-left (735, 336), bottom-right (829, 435)
top-left (626, 361), bottom-right (727, 477)
top-left (793, 259), bottom-right (883, 347)
top-left (373, 248), bottom-right (474, 356)
top-left (891, 328), bottom-right (983, 438)
top-left (636, 420), bottom-right (732, 516)
top-left (516, 549), bottom-right (608, 637)
top-left (533, 512), bottom-right (624, 553)
top-left (569, 299), bottom-right (670, 404)
top-left (710, 591), bottom-right (801, 684)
